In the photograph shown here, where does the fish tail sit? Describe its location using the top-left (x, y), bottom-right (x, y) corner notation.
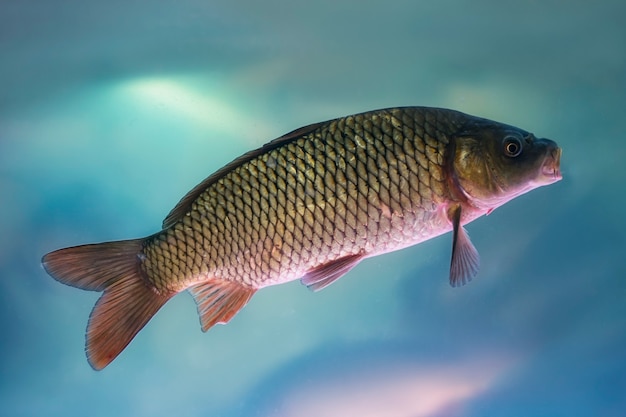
top-left (42, 238), bottom-right (173, 370)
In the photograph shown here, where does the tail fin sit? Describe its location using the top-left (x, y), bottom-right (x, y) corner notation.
top-left (42, 239), bottom-right (173, 370)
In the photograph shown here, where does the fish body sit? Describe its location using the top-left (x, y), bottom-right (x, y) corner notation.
top-left (42, 106), bottom-right (562, 369)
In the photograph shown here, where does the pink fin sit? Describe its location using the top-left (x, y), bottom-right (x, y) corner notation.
top-left (42, 239), bottom-right (173, 370)
top-left (300, 253), bottom-right (364, 292)
top-left (189, 280), bottom-right (256, 332)
top-left (449, 206), bottom-right (480, 287)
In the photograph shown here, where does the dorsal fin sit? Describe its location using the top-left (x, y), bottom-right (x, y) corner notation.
top-left (162, 120), bottom-right (328, 229)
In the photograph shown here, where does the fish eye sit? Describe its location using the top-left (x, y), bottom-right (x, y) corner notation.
top-left (503, 136), bottom-right (523, 157)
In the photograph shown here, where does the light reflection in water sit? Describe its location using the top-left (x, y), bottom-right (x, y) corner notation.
top-left (270, 354), bottom-right (515, 417)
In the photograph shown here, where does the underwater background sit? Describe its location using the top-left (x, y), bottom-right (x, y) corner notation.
top-left (1, 0), bottom-right (625, 416)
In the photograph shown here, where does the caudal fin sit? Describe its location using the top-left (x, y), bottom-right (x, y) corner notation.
top-left (42, 239), bottom-right (173, 370)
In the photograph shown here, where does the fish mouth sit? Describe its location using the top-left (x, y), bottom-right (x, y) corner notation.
top-left (539, 146), bottom-right (562, 183)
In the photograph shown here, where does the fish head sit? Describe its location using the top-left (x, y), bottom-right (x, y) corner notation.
top-left (451, 121), bottom-right (562, 211)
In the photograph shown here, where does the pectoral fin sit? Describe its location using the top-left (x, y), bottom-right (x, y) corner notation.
top-left (449, 205), bottom-right (480, 287)
top-left (300, 253), bottom-right (364, 291)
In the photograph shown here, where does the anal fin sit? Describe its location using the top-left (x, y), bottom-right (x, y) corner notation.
top-left (300, 253), bottom-right (364, 292)
top-left (189, 280), bottom-right (256, 332)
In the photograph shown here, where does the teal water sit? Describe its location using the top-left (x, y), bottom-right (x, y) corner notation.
top-left (1, 1), bottom-right (625, 416)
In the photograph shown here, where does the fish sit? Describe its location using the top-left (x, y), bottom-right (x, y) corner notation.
top-left (42, 106), bottom-right (562, 370)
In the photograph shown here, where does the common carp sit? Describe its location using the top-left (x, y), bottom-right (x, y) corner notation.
top-left (42, 106), bottom-right (562, 369)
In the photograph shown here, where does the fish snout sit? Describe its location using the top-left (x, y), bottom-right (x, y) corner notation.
top-left (538, 139), bottom-right (562, 184)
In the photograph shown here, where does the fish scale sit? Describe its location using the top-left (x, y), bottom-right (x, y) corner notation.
top-left (42, 106), bottom-right (562, 369)
top-left (140, 108), bottom-right (451, 292)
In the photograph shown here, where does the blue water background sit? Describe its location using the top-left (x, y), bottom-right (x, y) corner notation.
top-left (1, 1), bottom-right (625, 416)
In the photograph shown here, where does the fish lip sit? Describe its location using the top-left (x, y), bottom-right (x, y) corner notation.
top-left (540, 146), bottom-right (562, 183)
